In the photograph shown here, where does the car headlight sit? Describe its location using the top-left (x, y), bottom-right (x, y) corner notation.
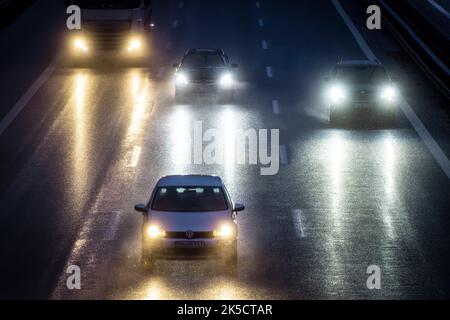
top-left (127, 37), bottom-right (142, 52)
top-left (380, 86), bottom-right (397, 103)
top-left (74, 37), bottom-right (89, 53)
top-left (327, 84), bottom-right (347, 104)
top-left (214, 224), bottom-right (235, 238)
top-left (175, 73), bottom-right (189, 86)
top-left (146, 225), bottom-right (166, 238)
top-left (219, 73), bottom-right (234, 88)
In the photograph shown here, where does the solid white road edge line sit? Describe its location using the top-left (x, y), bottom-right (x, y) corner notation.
top-left (0, 61), bottom-right (56, 137)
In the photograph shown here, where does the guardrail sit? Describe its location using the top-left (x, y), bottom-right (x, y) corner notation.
top-left (370, 0), bottom-right (450, 100)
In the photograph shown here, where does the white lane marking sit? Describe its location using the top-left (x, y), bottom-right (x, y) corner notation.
top-left (173, 20), bottom-right (179, 28)
top-left (280, 145), bottom-right (288, 165)
top-left (266, 66), bottom-right (273, 78)
top-left (127, 146), bottom-right (142, 168)
top-left (262, 40), bottom-right (268, 50)
top-left (103, 212), bottom-right (120, 241)
top-left (292, 209), bottom-right (306, 238)
top-left (331, 0), bottom-right (377, 61)
top-left (272, 100), bottom-right (280, 114)
top-left (333, 0), bottom-right (450, 180)
top-left (0, 61), bottom-right (56, 137)
top-left (399, 99), bottom-right (450, 178)
top-left (258, 18), bottom-right (264, 27)
top-left (157, 67), bottom-right (166, 79)
top-left (427, 0), bottom-right (450, 19)
top-left (256, 1), bottom-right (261, 9)
top-left (380, 0), bottom-right (450, 74)
top-left (178, 1), bottom-right (184, 9)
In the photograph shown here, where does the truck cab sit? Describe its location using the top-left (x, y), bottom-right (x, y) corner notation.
top-left (65, 0), bottom-right (152, 63)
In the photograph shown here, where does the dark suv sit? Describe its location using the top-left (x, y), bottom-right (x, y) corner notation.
top-left (173, 48), bottom-right (238, 102)
top-left (326, 60), bottom-right (399, 126)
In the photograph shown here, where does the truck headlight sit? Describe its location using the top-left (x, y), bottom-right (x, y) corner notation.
top-left (219, 73), bottom-right (234, 88)
top-left (327, 84), bottom-right (347, 104)
top-left (74, 37), bottom-right (89, 53)
top-left (146, 225), bottom-right (166, 238)
top-left (380, 86), bottom-right (397, 103)
top-left (127, 37), bottom-right (142, 52)
top-left (175, 73), bottom-right (189, 86)
top-left (214, 224), bottom-right (234, 238)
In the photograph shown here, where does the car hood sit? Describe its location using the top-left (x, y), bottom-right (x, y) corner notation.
top-left (149, 210), bottom-right (231, 231)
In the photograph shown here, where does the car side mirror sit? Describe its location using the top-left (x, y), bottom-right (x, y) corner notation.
top-left (231, 63), bottom-right (238, 68)
top-left (233, 203), bottom-right (245, 212)
top-left (173, 63), bottom-right (180, 68)
top-left (134, 204), bottom-right (147, 213)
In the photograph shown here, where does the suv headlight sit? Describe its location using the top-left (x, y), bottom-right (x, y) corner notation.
top-left (327, 84), bottom-right (347, 104)
top-left (219, 73), bottom-right (234, 88)
top-left (380, 85), bottom-right (397, 103)
top-left (127, 37), bottom-right (142, 52)
top-left (214, 224), bottom-right (235, 238)
top-left (146, 225), bottom-right (166, 238)
top-left (176, 73), bottom-right (189, 86)
top-left (73, 36), bottom-right (89, 53)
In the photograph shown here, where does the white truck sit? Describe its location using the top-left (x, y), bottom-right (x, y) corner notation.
top-left (64, 0), bottom-right (152, 63)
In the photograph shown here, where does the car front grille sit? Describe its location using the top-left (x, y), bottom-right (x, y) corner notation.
top-left (84, 21), bottom-right (131, 51)
top-left (351, 90), bottom-right (376, 102)
top-left (190, 79), bottom-right (218, 84)
top-left (165, 231), bottom-right (215, 239)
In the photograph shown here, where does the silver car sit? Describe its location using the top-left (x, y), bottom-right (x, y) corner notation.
top-left (134, 175), bottom-right (245, 269)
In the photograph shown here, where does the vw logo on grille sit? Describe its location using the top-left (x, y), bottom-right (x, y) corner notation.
top-left (185, 230), bottom-right (194, 239)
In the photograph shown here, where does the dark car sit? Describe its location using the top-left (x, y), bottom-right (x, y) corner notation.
top-left (173, 48), bottom-right (238, 103)
top-left (326, 60), bottom-right (399, 126)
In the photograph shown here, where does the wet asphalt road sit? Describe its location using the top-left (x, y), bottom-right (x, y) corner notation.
top-left (1, 0), bottom-right (450, 299)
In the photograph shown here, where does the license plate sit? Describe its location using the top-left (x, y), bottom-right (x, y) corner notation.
top-left (354, 102), bottom-right (369, 108)
top-left (175, 241), bottom-right (206, 248)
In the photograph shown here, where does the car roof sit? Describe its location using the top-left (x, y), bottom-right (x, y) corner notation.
top-left (157, 175), bottom-right (223, 187)
top-left (337, 60), bottom-right (383, 67)
top-left (186, 48), bottom-right (225, 55)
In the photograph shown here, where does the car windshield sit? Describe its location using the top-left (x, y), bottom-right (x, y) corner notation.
top-left (335, 66), bottom-right (389, 84)
top-left (151, 187), bottom-right (229, 212)
top-left (182, 53), bottom-right (226, 68)
top-left (65, 0), bottom-right (143, 9)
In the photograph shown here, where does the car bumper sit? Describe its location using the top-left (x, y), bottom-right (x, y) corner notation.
top-left (143, 238), bottom-right (236, 259)
top-left (176, 83), bottom-right (234, 94)
top-left (331, 101), bottom-right (397, 118)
